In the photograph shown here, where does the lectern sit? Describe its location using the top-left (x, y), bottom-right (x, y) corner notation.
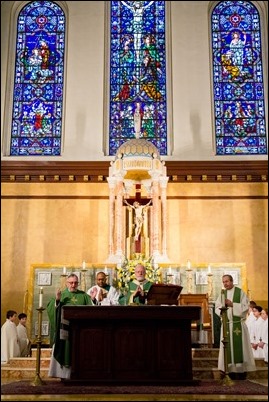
top-left (63, 305), bottom-right (200, 385)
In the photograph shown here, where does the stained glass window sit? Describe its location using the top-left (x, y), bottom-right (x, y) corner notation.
top-left (109, 1), bottom-right (167, 155)
top-left (211, 1), bottom-right (267, 155)
top-left (10, 1), bottom-right (65, 156)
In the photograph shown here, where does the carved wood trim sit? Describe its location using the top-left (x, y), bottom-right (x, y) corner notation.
top-left (1, 160), bottom-right (268, 183)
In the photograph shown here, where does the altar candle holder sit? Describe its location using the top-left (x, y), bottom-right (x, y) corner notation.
top-left (31, 307), bottom-right (46, 386)
top-left (60, 273), bottom-right (68, 291)
top-left (207, 272), bottom-right (213, 301)
top-left (81, 265), bottom-right (87, 292)
top-left (219, 303), bottom-right (234, 386)
top-left (186, 265), bottom-right (193, 294)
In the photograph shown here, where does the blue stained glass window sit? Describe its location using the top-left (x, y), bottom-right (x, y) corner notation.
top-left (109, 1), bottom-right (167, 155)
top-left (10, 1), bottom-right (65, 156)
top-left (212, 1), bottom-right (267, 155)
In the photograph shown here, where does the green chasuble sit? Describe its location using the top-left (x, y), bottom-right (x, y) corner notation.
top-left (47, 288), bottom-right (92, 367)
top-left (120, 279), bottom-right (153, 305)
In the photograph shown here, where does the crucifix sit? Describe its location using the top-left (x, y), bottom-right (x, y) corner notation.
top-left (124, 184), bottom-right (152, 253)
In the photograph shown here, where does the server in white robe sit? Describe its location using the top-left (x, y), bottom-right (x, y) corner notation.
top-left (1, 310), bottom-right (20, 363)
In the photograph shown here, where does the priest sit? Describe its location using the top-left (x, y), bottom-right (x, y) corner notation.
top-left (47, 273), bottom-right (92, 379)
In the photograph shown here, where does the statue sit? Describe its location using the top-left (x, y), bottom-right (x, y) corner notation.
top-left (133, 102), bottom-right (143, 138)
top-left (124, 199), bottom-right (152, 240)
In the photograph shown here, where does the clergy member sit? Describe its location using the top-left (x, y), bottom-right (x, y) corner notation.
top-left (47, 273), bottom-right (92, 379)
top-left (122, 263), bottom-right (153, 305)
top-left (215, 274), bottom-right (256, 380)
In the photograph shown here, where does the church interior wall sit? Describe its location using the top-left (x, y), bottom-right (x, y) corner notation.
top-left (1, 1), bottom-right (268, 323)
top-left (1, 181), bottom-right (268, 324)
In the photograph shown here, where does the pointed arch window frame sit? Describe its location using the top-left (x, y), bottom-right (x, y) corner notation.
top-left (2, 0), bottom-right (68, 157)
top-left (209, 0), bottom-right (268, 156)
top-left (103, 1), bottom-right (174, 157)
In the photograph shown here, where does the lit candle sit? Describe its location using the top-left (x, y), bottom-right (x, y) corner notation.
top-left (168, 266), bottom-right (172, 275)
top-left (82, 261), bottom-right (86, 270)
top-left (63, 266), bottom-right (67, 275)
top-left (221, 289), bottom-right (225, 307)
top-left (187, 260), bottom-right (191, 270)
top-left (208, 265), bottom-right (211, 274)
top-left (104, 266), bottom-right (108, 275)
top-left (39, 287), bottom-right (43, 308)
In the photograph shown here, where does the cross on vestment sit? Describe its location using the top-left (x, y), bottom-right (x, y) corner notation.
top-left (70, 295), bottom-right (78, 303)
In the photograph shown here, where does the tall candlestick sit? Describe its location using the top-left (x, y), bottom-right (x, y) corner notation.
top-left (39, 287), bottom-right (43, 308)
top-left (221, 289), bottom-right (225, 307)
top-left (63, 266), bottom-right (66, 275)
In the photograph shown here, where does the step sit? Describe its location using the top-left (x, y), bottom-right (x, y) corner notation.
top-left (255, 358), bottom-right (268, 368)
top-left (1, 348), bottom-right (267, 382)
top-left (7, 357), bottom-right (50, 369)
top-left (1, 366), bottom-right (50, 380)
top-left (192, 357), bottom-right (218, 368)
top-left (31, 348), bottom-right (52, 358)
top-left (192, 347), bottom-right (219, 358)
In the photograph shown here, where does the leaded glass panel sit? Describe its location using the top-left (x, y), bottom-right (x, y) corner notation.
top-left (212, 1), bottom-right (267, 155)
top-left (10, 1), bottom-right (65, 156)
top-left (109, 1), bottom-right (167, 155)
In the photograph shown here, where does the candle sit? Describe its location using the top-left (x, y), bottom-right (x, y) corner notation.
top-left (104, 266), bottom-right (108, 275)
top-left (39, 287), bottom-right (43, 308)
top-left (208, 265), bottom-right (211, 274)
top-left (187, 260), bottom-right (191, 270)
top-left (221, 289), bottom-right (225, 307)
top-left (82, 261), bottom-right (86, 270)
top-left (168, 266), bottom-right (172, 275)
top-left (63, 266), bottom-right (66, 275)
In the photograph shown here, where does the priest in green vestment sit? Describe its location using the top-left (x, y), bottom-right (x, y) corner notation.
top-left (120, 263), bottom-right (153, 305)
top-left (47, 273), bottom-right (93, 379)
top-left (215, 274), bottom-right (256, 379)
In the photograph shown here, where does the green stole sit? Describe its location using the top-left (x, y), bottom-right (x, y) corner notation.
top-left (224, 287), bottom-right (243, 364)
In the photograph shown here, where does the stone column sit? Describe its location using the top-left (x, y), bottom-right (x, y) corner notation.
top-left (115, 179), bottom-right (124, 259)
top-left (107, 177), bottom-right (116, 259)
top-left (159, 176), bottom-right (169, 260)
top-left (151, 174), bottom-right (160, 258)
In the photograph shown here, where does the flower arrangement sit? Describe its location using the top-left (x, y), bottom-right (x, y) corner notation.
top-left (115, 253), bottom-right (161, 290)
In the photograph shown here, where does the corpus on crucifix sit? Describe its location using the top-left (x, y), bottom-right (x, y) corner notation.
top-left (124, 199), bottom-right (152, 241)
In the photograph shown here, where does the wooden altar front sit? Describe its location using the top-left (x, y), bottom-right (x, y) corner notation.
top-left (63, 305), bottom-right (200, 385)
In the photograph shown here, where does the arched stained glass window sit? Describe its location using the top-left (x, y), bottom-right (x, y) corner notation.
top-left (10, 1), bottom-right (65, 156)
top-left (211, 1), bottom-right (267, 155)
top-left (109, 1), bottom-right (167, 155)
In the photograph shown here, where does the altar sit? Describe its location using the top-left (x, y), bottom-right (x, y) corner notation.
top-left (62, 305), bottom-right (200, 385)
